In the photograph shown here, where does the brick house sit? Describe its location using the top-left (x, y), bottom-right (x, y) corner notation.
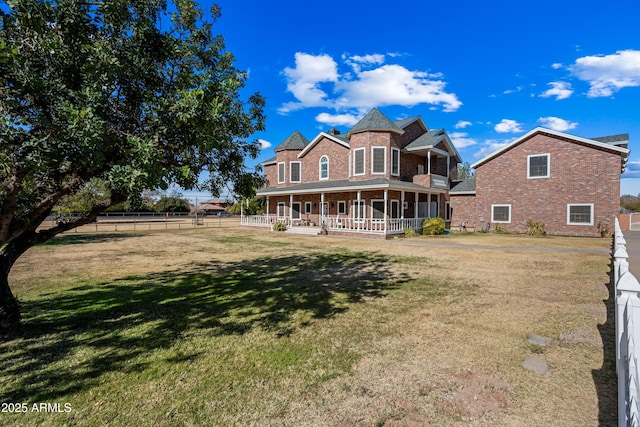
top-left (243, 108), bottom-right (462, 238)
top-left (198, 199), bottom-right (229, 215)
top-left (449, 128), bottom-right (629, 236)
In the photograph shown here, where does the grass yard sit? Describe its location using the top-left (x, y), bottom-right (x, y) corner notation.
top-left (1, 228), bottom-right (614, 426)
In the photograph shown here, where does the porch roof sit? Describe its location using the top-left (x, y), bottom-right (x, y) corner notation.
top-left (256, 178), bottom-right (447, 197)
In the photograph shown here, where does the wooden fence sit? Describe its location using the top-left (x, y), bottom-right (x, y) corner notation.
top-left (614, 218), bottom-right (640, 426)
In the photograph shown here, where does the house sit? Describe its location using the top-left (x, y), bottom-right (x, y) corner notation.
top-left (243, 108), bottom-right (462, 238)
top-left (198, 199), bottom-right (230, 215)
top-left (449, 128), bottom-right (630, 236)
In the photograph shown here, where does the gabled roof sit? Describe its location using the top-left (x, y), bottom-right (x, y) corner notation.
top-left (298, 131), bottom-right (350, 158)
top-left (471, 127), bottom-right (630, 170)
top-left (450, 177), bottom-right (476, 194)
top-left (274, 130), bottom-right (309, 152)
top-left (347, 108), bottom-right (404, 137)
top-left (394, 116), bottom-right (428, 132)
top-left (403, 128), bottom-right (463, 163)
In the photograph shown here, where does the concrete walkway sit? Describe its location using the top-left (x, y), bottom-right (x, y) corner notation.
top-left (623, 230), bottom-right (640, 278)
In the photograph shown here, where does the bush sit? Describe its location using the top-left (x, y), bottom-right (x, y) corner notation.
top-left (273, 221), bottom-right (287, 231)
top-left (422, 217), bottom-right (445, 235)
top-left (597, 221), bottom-right (611, 238)
top-left (493, 224), bottom-right (510, 234)
top-left (526, 220), bottom-right (547, 237)
top-left (403, 227), bottom-right (419, 237)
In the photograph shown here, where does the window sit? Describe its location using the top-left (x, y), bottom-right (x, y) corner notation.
top-left (491, 204), bottom-right (511, 223)
top-left (445, 202), bottom-right (452, 222)
top-left (371, 147), bottom-right (386, 174)
top-left (390, 200), bottom-right (400, 219)
top-left (290, 161), bottom-right (301, 183)
top-left (291, 202), bottom-right (301, 220)
top-left (528, 154), bottom-right (550, 178)
top-left (305, 202), bottom-right (312, 214)
top-left (277, 202), bottom-right (285, 218)
top-left (391, 148), bottom-right (400, 176)
top-left (567, 204), bottom-right (594, 225)
top-left (371, 200), bottom-right (385, 220)
top-left (277, 162), bottom-right (285, 184)
top-left (353, 200), bottom-right (365, 220)
top-left (319, 156), bottom-right (329, 180)
top-left (337, 201), bottom-right (346, 215)
top-left (353, 148), bottom-right (365, 176)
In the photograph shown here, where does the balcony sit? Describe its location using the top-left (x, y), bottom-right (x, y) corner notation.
top-left (412, 173), bottom-right (449, 189)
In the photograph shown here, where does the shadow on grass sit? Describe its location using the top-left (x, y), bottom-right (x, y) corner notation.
top-left (0, 250), bottom-right (406, 403)
top-left (37, 233), bottom-right (140, 246)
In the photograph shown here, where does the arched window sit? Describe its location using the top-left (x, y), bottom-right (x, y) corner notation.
top-left (319, 156), bottom-right (329, 180)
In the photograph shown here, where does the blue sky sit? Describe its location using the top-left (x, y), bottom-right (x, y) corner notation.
top-left (187, 0), bottom-right (640, 201)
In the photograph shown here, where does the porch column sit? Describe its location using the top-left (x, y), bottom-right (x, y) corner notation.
top-left (321, 192), bottom-right (325, 226)
top-left (401, 191), bottom-right (405, 219)
top-left (384, 189), bottom-right (388, 234)
top-left (357, 190), bottom-right (362, 232)
top-left (427, 194), bottom-right (431, 218)
top-left (414, 192), bottom-right (418, 219)
top-left (266, 197), bottom-right (270, 220)
top-left (427, 151), bottom-right (431, 175)
top-left (437, 193), bottom-right (440, 217)
top-left (446, 155), bottom-right (450, 178)
top-left (289, 194), bottom-right (293, 224)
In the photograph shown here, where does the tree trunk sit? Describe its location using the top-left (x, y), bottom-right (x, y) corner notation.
top-left (0, 254), bottom-right (21, 332)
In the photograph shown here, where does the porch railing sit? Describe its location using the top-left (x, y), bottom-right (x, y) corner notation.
top-left (242, 215), bottom-right (425, 234)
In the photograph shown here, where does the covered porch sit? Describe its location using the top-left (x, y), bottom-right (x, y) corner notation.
top-left (244, 179), bottom-right (448, 237)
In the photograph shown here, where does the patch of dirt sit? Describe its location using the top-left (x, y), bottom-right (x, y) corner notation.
top-left (437, 369), bottom-right (514, 422)
top-left (560, 329), bottom-right (602, 347)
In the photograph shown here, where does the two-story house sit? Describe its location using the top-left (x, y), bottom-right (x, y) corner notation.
top-left (243, 108), bottom-right (462, 238)
top-left (449, 128), bottom-right (630, 237)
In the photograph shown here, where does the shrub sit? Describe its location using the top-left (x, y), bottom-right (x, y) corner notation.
top-left (493, 224), bottom-right (510, 234)
top-left (403, 227), bottom-right (419, 237)
top-left (597, 221), bottom-right (611, 238)
top-left (273, 221), bottom-right (287, 231)
top-left (422, 217), bottom-right (445, 235)
top-left (526, 220), bottom-right (547, 237)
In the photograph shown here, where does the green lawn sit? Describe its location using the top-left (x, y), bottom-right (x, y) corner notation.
top-left (0, 228), bottom-right (614, 425)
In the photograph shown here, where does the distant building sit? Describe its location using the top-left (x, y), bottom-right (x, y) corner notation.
top-left (199, 199), bottom-right (229, 215)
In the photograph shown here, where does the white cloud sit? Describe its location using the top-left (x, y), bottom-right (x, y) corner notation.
top-left (454, 120), bottom-right (472, 129)
top-left (449, 132), bottom-right (477, 149)
top-left (503, 86), bottom-right (523, 95)
top-left (315, 112), bottom-right (361, 127)
top-left (258, 139), bottom-right (272, 149)
top-left (473, 139), bottom-right (512, 159)
top-left (551, 63), bottom-right (563, 69)
top-left (570, 49), bottom-right (640, 97)
top-left (494, 119), bottom-right (523, 133)
top-left (279, 52), bottom-right (339, 113)
top-left (539, 81), bottom-right (573, 100)
top-left (279, 52), bottom-right (462, 118)
top-left (538, 116), bottom-right (578, 132)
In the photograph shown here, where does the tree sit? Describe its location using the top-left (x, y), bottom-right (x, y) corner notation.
top-left (457, 162), bottom-right (475, 180)
top-left (154, 197), bottom-right (190, 213)
top-left (0, 0), bottom-right (265, 331)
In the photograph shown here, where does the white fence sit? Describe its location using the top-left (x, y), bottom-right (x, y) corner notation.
top-left (614, 218), bottom-right (640, 427)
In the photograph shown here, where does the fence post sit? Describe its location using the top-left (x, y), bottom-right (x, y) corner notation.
top-left (618, 271), bottom-right (640, 427)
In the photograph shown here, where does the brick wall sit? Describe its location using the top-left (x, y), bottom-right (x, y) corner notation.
top-left (299, 136), bottom-right (350, 182)
top-left (476, 133), bottom-right (621, 236)
top-left (450, 194), bottom-right (477, 230)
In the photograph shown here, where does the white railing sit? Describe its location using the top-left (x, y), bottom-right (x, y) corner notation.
top-left (242, 215), bottom-right (426, 235)
top-left (614, 217), bottom-right (640, 427)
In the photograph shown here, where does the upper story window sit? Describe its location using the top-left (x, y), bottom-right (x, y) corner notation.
top-left (528, 154), bottom-right (550, 179)
top-left (353, 148), bottom-right (365, 176)
top-left (391, 148), bottom-right (400, 176)
top-left (371, 147), bottom-right (386, 174)
top-left (277, 162), bottom-right (285, 184)
top-left (319, 156), bottom-right (329, 180)
top-left (290, 161), bottom-right (301, 183)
